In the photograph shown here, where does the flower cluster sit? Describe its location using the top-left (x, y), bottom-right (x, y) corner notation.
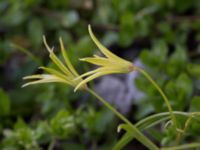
top-left (23, 25), bottom-right (135, 91)
top-left (23, 37), bottom-right (86, 90)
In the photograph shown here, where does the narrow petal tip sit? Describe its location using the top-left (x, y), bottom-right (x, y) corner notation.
top-left (43, 36), bottom-right (54, 53)
top-left (88, 24), bottom-right (91, 31)
top-left (39, 66), bottom-right (44, 69)
top-left (21, 84), bottom-right (26, 88)
top-left (74, 85), bottom-right (80, 92)
top-left (21, 83), bottom-right (30, 88)
top-left (79, 58), bottom-right (86, 61)
top-left (22, 76), bottom-right (27, 80)
top-left (74, 81), bottom-right (88, 92)
top-left (59, 37), bottom-right (63, 42)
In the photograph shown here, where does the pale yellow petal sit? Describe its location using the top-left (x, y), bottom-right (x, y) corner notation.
top-left (59, 38), bottom-right (79, 76)
top-left (74, 69), bottom-right (100, 81)
top-left (22, 76), bottom-right (73, 88)
top-left (74, 69), bottom-right (125, 91)
top-left (23, 74), bottom-right (50, 80)
top-left (74, 71), bottom-right (107, 92)
top-left (74, 67), bottom-right (114, 81)
top-left (80, 57), bottom-right (110, 66)
top-left (40, 67), bottom-right (73, 83)
top-left (74, 68), bottom-right (120, 91)
top-left (88, 25), bottom-right (121, 60)
top-left (43, 36), bottom-right (53, 53)
top-left (43, 36), bottom-right (72, 76)
top-left (22, 78), bottom-right (61, 87)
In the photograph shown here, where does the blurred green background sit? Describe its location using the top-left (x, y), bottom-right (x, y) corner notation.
top-left (1, 0), bottom-right (200, 149)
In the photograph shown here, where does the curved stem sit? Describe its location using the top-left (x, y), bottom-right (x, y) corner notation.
top-left (176, 115), bottom-right (193, 144)
top-left (87, 88), bottom-right (160, 150)
top-left (118, 111), bottom-right (193, 148)
top-left (135, 67), bottom-right (178, 132)
top-left (48, 138), bottom-right (56, 150)
top-left (114, 111), bottom-right (200, 150)
top-left (161, 143), bottom-right (200, 150)
top-left (135, 111), bottom-right (190, 130)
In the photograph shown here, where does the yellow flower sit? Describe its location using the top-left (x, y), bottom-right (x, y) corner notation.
top-left (74, 25), bottom-right (135, 91)
top-left (23, 36), bottom-right (86, 90)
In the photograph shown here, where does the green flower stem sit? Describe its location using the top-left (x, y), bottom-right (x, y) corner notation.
top-left (135, 67), bottom-right (178, 132)
top-left (161, 143), bottom-right (200, 150)
top-left (115, 111), bottom-right (192, 149)
top-left (48, 138), bottom-right (56, 150)
top-left (87, 88), bottom-right (159, 150)
top-left (135, 111), bottom-right (190, 130)
top-left (11, 43), bottom-right (42, 65)
top-left (176, 115), bottom-right (193, 144)
top-left (135, 111), bottom-right (192, 129)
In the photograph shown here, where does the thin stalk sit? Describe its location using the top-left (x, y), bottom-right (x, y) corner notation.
top-left (48, 138), bottom-right (56, 150)
top-left (161, 143), bottom-right (200, 150)
top-left (135, 111), bottom-right (191, 129)
top-left (135, 67), bottom-right (178, 132)
top-left (11, 43), bottom-right (42, 65)
top-left (87, 88), bottom-right (159, 150)
top-left (118, 111), bottom-right (192, 149)
top-left (176, 115), bottom-right (193, 144)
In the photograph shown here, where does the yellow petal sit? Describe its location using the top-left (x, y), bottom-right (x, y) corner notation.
top-left (74, 71), bottom-right (106, 92)
top-left (88, 25), bottom-right (121, 60)
top-left (22, 75), bottom-right (72, 87)
top-left (74, 69), bottom-right (121, 91)
top-left (43, 36), bottom-right (72, 76)
top-left (59, 37), bottom-right (79, 77)
top-left (74, 69), bottom-right (100, 81)
top-left (74, 66), bottom-right (114, 81)
top-left (43, 36), bottom-right (53, 53)
top-left (40, 67), bottom-right (72, 83)
top-left (80, 57), bottom-right (110, 66)
top-left (23, 74), bottom-right (50, 80)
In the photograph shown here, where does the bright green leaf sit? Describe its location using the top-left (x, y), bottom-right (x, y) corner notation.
top-left (0, 89), bottom-right (10, 116)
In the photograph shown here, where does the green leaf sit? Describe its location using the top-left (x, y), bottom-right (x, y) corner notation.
top-left (158, 22), bottom-right (175, 44)
top-left (176, 73), bottom-right (192, 99)
top-left (113, 132), bottom-right (133, 150)
top-left (14, 118), bottom-right (27, 129)
top-left (34, 121), bottom-right (51, 143)
top-left (166, 45), bottom-right (187, 76)
top-left (95, 109), bottom-right (114, 134)
top-left (140, 40), bottom-right (168, 69)
top-left (151, 39), bottom-right (168, 65)
top-left (0, 89), bottom-right (10, 116)
top-left (190, 96), bottom-right (200, 112)
top-left (50, 110), bottom-right (75, 139)
top-left (187, 63), bottom-right (200, 77)
top-left (119, 12), bottom-right (135, 46)
top-left (165, 73), bottom-right (192, 110)
top-left (28, 18), bottom-right (43, 48)
top-left (3, 118), bottom-right (39, 149)
top-left (2, 3), bottom-right (28, 26)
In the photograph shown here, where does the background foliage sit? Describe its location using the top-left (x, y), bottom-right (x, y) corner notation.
top-left (0, 0), bottom-right (200, 149)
